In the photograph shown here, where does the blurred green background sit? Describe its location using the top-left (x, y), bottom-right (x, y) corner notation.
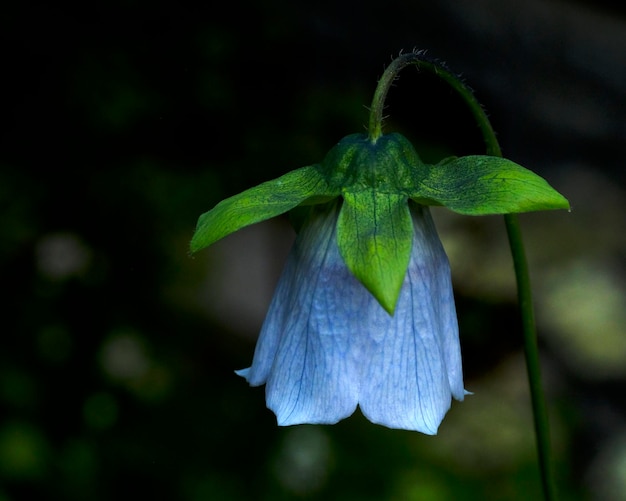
top-left (2, 1), bottom-right (625, 499)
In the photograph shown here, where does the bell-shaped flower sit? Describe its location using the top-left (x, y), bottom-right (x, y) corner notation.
top-left (236, 201), bottom-right (464, 433)
top-left (191, 132), bottom-right (568, 433)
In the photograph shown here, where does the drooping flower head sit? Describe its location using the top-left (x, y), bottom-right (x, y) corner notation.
top-left (191, 51), bottom-right (569, 433)
top-left (191, 131), bottom-right (568, 433)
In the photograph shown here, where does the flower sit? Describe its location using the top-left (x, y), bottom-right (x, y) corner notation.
top-left (191, 131), bottom-right (568, 433)
top-left (236, 201), bottom-right (465, 434)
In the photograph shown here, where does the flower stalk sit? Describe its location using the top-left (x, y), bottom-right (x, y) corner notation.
top-left (369, 50), bottom-right (558, 500)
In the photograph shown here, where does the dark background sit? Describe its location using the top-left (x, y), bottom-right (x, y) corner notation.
top-left (2, 1), bottom-right (625, 499)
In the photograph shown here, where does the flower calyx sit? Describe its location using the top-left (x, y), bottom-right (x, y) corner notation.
top-left (191, 132), bottom-right (569, 314)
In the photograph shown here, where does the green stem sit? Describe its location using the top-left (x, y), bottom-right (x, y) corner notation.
top-left (370, 51), bottom-right (557, 500)
top-left (504, 213), bottom-right (557, 501)
top-left (368, 54), bottom-right (410, 142)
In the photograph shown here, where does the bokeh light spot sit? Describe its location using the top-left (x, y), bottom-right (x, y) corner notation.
top-left (272, 426), bottom-right (333, 495)
top-left (0, 422), bottom-right (50, 480)
top-left (35, 233), bottom-right (91, 281)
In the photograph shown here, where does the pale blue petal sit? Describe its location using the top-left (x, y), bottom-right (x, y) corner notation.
top-left (410, 204), bottom-right (465, 402)
top-left (358, 205), bottom-right (464, 433)
top-left (240, 204), bottom-right (360, 425)
top-left (238, 201), bottom-right (465, 432)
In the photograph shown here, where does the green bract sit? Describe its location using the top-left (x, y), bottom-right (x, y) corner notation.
top-left (191, 133), bottom-right (569, 314)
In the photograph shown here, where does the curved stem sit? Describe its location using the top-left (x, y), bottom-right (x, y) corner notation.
top-left (504, 213), bottom-right (557, 501)
top-left (368, 54), bottom-right (414, 142)
top-left (370, 51), bottom-right (557, 500)
top-left (368, 52), bottom-right (501, 155)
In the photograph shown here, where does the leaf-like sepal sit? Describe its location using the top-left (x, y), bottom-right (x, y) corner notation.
top-left (191, 166), bottom-right (339, 253)
top-left (337, 190), bottom-right (413, 315)
top-left (410, 156), bottom-right (570, 215)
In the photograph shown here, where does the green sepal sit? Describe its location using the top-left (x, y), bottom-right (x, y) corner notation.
top-left (336, 190), bottom-right (413, 315)
top-left (190, 166), bottom-right (339, 253)
top-left (410, 156), bottom-right (570, 215)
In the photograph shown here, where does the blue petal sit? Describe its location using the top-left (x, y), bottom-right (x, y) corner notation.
top-left (239, 204), bottom-right (360, 425)
top-left (238, 202), bottom-right (465, 432)
top-left (357, 204), bottom-right (465, 433)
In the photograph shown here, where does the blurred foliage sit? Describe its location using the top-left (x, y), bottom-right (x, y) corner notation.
top-left (2, 0), bottom-right (625, 499)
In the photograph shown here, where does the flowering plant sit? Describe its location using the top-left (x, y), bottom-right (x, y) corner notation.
top-left (191, 53), bottom-right (568, 441)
